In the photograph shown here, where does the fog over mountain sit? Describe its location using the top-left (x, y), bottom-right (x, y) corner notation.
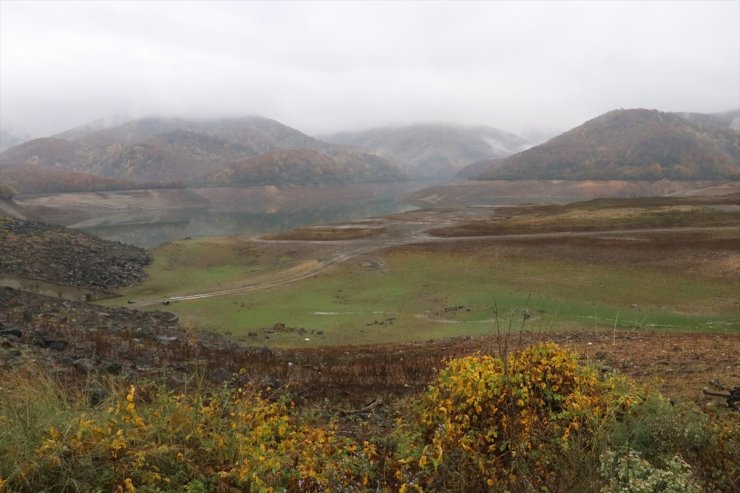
top-left (0, 129), bottom-right (31, 152)
top-left (323, 124), bottom-right (531, 179)
top-left (0, 116), bottom-right (407, 188)
top-left (1, 2), bottom-right (738, 141)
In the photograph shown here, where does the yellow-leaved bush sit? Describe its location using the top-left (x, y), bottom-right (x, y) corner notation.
top-left (394, 342), bottom-right (634, 492)
top-left (22, 384), bottom-right (376, 492)
top-left (2, 343), bottom-right (669, 493)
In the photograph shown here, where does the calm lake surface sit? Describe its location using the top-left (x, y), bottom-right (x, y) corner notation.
top-left (82, 198), bottom-right (416, 248)
top-left (18, 181), bottom-right (581, 249)
top-left (20, 183), bottom-right (430, 249)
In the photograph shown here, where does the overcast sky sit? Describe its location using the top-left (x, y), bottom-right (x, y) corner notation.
top-left (1, 0), bottom-right (738, 139)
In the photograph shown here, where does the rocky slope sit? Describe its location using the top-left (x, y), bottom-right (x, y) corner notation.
top-left (323, 124), bottom-right (530, 179)
top-left (0, 217), bottom-right (150, 290)
top-left (0, 287), bottom-right (244, 386)
top-left (472, 109), bottom-right (740, 181)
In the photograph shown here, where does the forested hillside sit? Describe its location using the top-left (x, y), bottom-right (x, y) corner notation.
top-left (474, 109), bottom-right (739, 181)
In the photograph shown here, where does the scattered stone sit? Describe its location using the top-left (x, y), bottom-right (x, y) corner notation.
top-left (257, 346), bottom-right (275, 359)
top-left (208, 367), bottom-right (233, 382)
top-left (57, 355), bottom-right (76, 366)
top-left (156, 335), bottom-right (178, 344)
top-left (73, 358), bottom-right (96, 373)
top-left (31, 333), bottom-right (49, 348)
top-left (135, 326), bottom-right (155, 337)
top-left (261, 377), bottom-right (281, 390)
top-left (101, 359), bottom-right (122, 375)
top-left (31, 333), bottom-right (68, 351)
top-left (85, 387), bottom-right (109, 407)
top-left (0, 327), bottom-right (22, 339)
top-left (46, 339), bottom-right (68, 351)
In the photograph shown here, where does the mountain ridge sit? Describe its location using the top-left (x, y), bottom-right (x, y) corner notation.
top-left (4, 109), bottom-right (739, 189)
top-left (322, 123), bottom-right (531, 179)
top-left (1, 116), bottom-right (406, 188)
top-left (471, 108), bottom-right (739, 181)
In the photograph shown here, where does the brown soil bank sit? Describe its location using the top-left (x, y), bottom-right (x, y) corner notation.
top-left (12, 188), bottom-right (210, 224)
top-left (407, 179), bottom-right (740, 207)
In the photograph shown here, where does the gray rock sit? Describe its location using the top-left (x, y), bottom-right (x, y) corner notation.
top-left (0, 327), bottom-right (22, 339)
top-left (156, 335), bottom-right (178, 344)
top-left (57, 355), bottom-right (76, 366)
top-left (208, 367), bottom-right (233, 382)
top-left (46, 339), bottom-right (68, 351)
top-left (101, 359), bottom-right (122, 375)
top-left (73, 358), bottom-right (96, 373)
top-left (85, 387), bottom-right (109, 406)
top-left (257, 346), bottom-right (275, 359)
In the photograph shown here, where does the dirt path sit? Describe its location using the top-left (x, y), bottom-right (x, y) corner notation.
top-left (129, 214), bottom-right (739, 308)
top-left (128, 245), bottom-right (379, 308)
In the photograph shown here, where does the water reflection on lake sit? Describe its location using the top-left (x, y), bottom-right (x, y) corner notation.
top-left (16, 181), bottom-right (584, 249)
top-left (80, 197), bottom-right (415, 249)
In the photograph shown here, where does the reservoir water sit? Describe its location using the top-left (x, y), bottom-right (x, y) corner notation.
top-left (16, 182), bottom-right (427, 249)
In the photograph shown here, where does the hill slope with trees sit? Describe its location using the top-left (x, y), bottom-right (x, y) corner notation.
top-left (472, 109), bottom-right (739, 181)
top-left (0, 117), bottom-right (405, 187)
top-left (204, 149), bottom-right (406, 186)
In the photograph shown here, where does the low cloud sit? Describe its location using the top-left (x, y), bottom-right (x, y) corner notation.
top-left (1, 1), bottom-right (738, 139)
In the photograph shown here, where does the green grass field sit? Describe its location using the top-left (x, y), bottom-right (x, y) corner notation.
top-left (113, 236), bottom-right (313, 299)
top-left (108, 240), bottom-right (740, 347)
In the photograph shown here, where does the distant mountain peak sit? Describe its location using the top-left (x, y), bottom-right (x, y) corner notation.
top-left (322, 123), bottom-right (530, 179)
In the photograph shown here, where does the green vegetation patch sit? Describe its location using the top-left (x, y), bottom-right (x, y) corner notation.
top-left (105, 237), bottom-right (313, 302)
top-left (148, 246), bottom-right (739, 347)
